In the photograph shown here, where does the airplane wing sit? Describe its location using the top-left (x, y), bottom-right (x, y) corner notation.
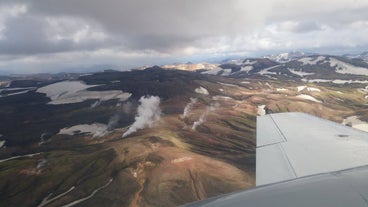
top-left (257, 112), bottom-right (368, 186)
top-left (184, 112), bottom-right (368, 207)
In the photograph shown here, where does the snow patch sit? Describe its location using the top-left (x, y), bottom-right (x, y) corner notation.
top-left (240, 66), bottom-right (253, 73)
top-left (297, 86), bottom-right (306, 92)
top-left (288, 69), bottom-right (315, 77)
top-left (212, 96), bottom-right (233, 101)
top-left (0, 153), bottom-right (42, 163)
top-left (0, 140), bottom-right (5, 148)
top-left (298, 56), bottom-right (325, 65)
top-left (171, 156), bottom-right (192, 164)
top-left (58, 123), bottom-right (108, 137)
top-left (0, 87), bottom-right (36, 92)
top-left (257, 105), bottom-right (266, 116)
top-left (303, 79), bottom-right (368, 84)
top-left (276, 88), bottom-right (288, 92)
top-left (307, 87), bottom-right (321, 92)
top-left (0, 87), bottom-right (37, 97)
top-left (258, 65), bottom-right (279, 75)
top-left (221, 69), bottom-right (232, 76)
top-left (333, 80), bottom-right (368, 84)
top-left (360, 86), bottom-right (368, 93)
top-left (201, 67), bottom-right (223, 75)
top-left (296, 94), bottom-right (322, 103)
top-left (328, 58), bottom-right (368, 76)
top-left (37, 81), bottom-right (131, 104)
top-left (195, 86), bottom-right (209, 95)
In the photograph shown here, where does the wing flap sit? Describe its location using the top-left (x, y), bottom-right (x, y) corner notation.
top-left (256, 112), bottom-right (368, 186)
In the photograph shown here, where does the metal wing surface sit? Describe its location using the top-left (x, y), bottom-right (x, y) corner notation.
top-left (257, 112), bottom-right (368, 186)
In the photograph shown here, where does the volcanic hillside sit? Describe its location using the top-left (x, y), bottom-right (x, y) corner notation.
top-left (1, 57), bottom-right (368, 206)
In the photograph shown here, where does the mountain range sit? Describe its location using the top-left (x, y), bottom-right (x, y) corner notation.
top-left (1, 51), bottom-right (368, 206)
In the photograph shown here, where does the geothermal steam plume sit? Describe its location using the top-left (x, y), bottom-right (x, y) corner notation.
top-left (122, 96), bottom-right (161, 137)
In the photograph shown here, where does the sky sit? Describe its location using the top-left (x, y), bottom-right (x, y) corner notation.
top-left (0, 0), bottom-right (368, 74)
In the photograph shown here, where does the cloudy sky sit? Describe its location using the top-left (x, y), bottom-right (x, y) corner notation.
top-left (0, 0), bottom-right (368, 74)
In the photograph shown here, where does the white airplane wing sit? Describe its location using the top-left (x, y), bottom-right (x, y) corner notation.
top-left (184, 112), bottom-right (368, 207)
top-left (257, 112), bottom-right (368, 186)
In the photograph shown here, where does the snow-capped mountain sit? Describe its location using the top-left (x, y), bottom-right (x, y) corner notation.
top-left (263, 51), bottom-right (312, 63)
top-left (161, 62), bottom-right (220, 71)
top-left (344, 51), bottom-right (368, 62)
top-left (154, 52), bottom-right (368, 84)
top-left (197, 54), bottom-right (368, 83)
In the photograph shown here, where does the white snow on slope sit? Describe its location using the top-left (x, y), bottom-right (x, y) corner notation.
top-left (0, 90), bottom-right (31, 97)
top-left (334, 80), bottom-right (368, 84)
top-left (37, 81), bottom-right (131, 104)
top-left (303, 79), bottom-right (368, 84)
top-left (195, 86), bottom-right (209, 95)
top-left (171, 156), bottom-right (192, 164)
top-left (0, 87), bottom-right (37, 98)
top-left (0, 140), bottom-right (5, 148)
top-left (257, 105), bottom-right (266, 116)
top-left (258, 65), bottom-right (279, 75)
top-left (240, 66), bottom-right (253, 73)
top-left (359, 86), bottom-right (368, 93)
top-left (297, 86), bottom-right (306, 92)
top-left (302, 79), bottom-right (331, 83)
top-left (307, 87), bottom-right (321, 92)
top-left (201, 67), bottom-right (223, 75)
top-left (298, 56), bottom-right (325, 65)
top-left (221, 69), bottom-right (232, 76)
top-left (276, 88), bottom-right (288, 92)
top-left (288, 69), bottom-right (315, 77)
top-left (0, 153), bottom-right (42, 163)
top-left (58, 123), bottom-right (108, 137)
top-left (212, 95), bottom-right (233, 101)
top-left (296, 94), bottom-right (322, 103)
top-left (328, 58), bottom-right (368, 76)
top-left (0, 87), bottom-right (37, 92)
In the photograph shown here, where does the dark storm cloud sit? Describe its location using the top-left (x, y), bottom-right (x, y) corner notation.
top-left (0, 15), bottom-right (71, 54)
top-left (0, 0), bottom-right (263, 54)
top-left (0, 9), bottom-right (117, 55)
top-left (0, 0), bottom-right (368, 73)
top-left (2, 0), bottom-right (368, 54)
